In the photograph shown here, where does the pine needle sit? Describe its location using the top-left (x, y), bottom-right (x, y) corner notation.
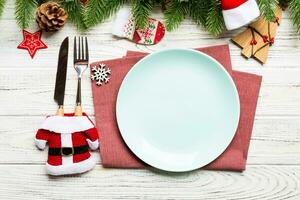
top-left (0, 0), bottom-right (5, 18)
top-left (59, 0), bottom-right (86, 31)
top-left (132, 0), bottom-right (154, 29)
top-left (257, 0), bottom-right (279, 21)
top-left (84, 0), bottom-right (126, 29)
top-left (84, 0), bottom-right (106, 29)
top-left (289, 0), bottom-right (300, 33)
top-left (164, 0), bottom-right (188, 31)
top-left (15, 0), bottom-right (38, 29)
top-left (36, 0), bottom-right (47, 4)
top-left (188, 0), bottom-right (211, 28)
top-left (206, 0), bottom-right (224, 36)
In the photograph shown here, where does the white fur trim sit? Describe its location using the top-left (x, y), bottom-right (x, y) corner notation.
top-left (35, 138), bottom-right (47, 149)
top-left (86, 139), bottom-right (99, 150)
top-left (40, 116), bottom-right (94, 134)
top-left (222, 0), bottom-right (260, 30)
top-left (46, 156), bottom-right (96, 176)
top-left (112, 7), bottom-right (131, 38)
top-left (61, 133), bottom-right (73, 165)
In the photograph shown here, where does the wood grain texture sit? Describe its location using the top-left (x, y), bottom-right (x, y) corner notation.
top-left (0, 1), bottom-right (299, 199)
top-left (0, 116), bottom-right (300, 165)
top-left (2, 68), bottom-right (300, 116)
top-left (0, 165), bottom-right (299, 200)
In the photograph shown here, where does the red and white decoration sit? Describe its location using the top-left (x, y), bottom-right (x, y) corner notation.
top-left (112, 7), bottom-right (165, 45)
top-left (35, 113), bottom-right (99, 176)
top-left (17, 30), bottom-right (47, 58)
top-left (221, 0), bottom-right (260, 30)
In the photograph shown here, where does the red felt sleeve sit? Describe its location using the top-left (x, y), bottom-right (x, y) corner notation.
top-left (85, 127), bottom-right (99, 142)
top-left (36, 129), bottom-right (50, 141)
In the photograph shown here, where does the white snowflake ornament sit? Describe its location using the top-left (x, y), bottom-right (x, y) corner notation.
top-left (91, 64), bottom-right (111, 86)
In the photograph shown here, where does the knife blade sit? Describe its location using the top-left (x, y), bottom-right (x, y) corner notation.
top-left (54, 37), bottom-right (69, 116)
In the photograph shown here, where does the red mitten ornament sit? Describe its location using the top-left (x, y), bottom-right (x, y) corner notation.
top-left (35, 113), bottom-right (99, 176)
top-left (221, 0), bottom-right (260, 30)
top-left (112, 7), bottom-right (165, 45)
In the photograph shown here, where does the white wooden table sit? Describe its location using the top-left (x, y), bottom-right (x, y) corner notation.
top-left (0, 1), bottom-right (299, 199)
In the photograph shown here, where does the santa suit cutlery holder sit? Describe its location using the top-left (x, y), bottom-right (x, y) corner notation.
top-left (35, 113), bottom-right (99, 176)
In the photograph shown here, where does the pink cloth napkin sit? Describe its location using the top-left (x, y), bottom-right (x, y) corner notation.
top-left (91, 44), bottom-right (262, 171)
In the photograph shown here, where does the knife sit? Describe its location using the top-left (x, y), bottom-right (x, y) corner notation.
top-left (54, 37), bottom-right (69, 116)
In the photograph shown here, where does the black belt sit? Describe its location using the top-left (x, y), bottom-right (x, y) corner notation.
top-left (48, 145), bottom-right (89, 156)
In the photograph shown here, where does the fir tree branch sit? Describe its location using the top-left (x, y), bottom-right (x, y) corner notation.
top-left (257, 0), bottom-right (279, 21)
top-left (164, 0), bottom-right (188, 31)
top-left (37, 0), bottom-right (47, 5)
top-left (84, 0), bottom-right (126, 29)
top-left (206, 0), bottom-right (224, 36)
top-left (83, 0), bottom-right (105, 29)
top-left (188, 0), bottom-right (211, 28)
top-left (15, 0), bottom-right (38, 29)
top-left (289, 0), bottom-right (300, 33)
top-left (132, 0), bottom-right (154, 29)
top-left (59, 0), bottom-right (86, 31)
top-left (0, 0), bottom-right (5, 18)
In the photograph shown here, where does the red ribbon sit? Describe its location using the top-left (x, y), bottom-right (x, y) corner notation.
top-left (262, 35), bottom-right (274, 45)
top-left (250, 39), bottom-right (257, 45)
top-left (270, 37), bottom-right (274, 45)
top-left (263, 35), bottom-right (268, 43)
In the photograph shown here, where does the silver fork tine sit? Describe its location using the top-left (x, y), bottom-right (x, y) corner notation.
top-left (78, 36), bottom-right (82, 60)
top-left (85, 37), bottom-right (89, 61)
top-left (74, 36), bottom-right (77, 63)
top-left (81, 37), bottom-right (84, 60)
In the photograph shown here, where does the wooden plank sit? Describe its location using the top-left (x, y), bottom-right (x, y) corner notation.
top-left (2, 68), bottom-right (300, 116)
top-left (0, 1), bottom-right (300, 198)
top-left (0, 165), bottom-right (299, 199)
top-left (0, 116), bottom-right (299, 165)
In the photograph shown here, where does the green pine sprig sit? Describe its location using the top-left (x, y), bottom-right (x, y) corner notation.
top-left (59, 0), bottom-right (86, 31)
top-left (132, 0), bottom-right (154, 29)
top-left (164, 0), bottom-right (188, 31)
top-left (289, 0), bottom-right (300, 33)
top-left (188, 0), bottom-right (211, 28)
top-left (257, 0), bottom-right (279, 21)
top-left (0, 0), bottom-right (5, 18)
top-left (84, 0), bottom-right (126, 30)
top-left (206, 0), bottom-right (224, 36)
top-left (15, 0), bottom-right (38, 29)
top-left (36, 0), bottom-right (47, 4)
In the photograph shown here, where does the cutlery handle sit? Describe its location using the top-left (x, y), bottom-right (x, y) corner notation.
top-left (76, 78), bottom-right (81, 104)
top-left (75, 78), bottom-right (82, 116)
top-left (75, 104), bottom-right (82, 116)
top-left (56, 105), bottom-right (64, 116)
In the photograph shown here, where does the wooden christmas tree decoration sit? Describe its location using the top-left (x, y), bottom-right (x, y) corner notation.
top-left (232, 7), bottom-right (282, 64)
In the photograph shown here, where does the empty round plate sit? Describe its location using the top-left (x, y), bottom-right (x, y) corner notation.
top-left (116, 49), bottom-right (240, 172)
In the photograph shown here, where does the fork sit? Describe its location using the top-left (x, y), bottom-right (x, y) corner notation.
top-left (74, 36), bottom-right (89, 116)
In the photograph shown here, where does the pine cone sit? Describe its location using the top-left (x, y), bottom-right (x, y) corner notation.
top-left (36, 2), bottom-right (68, 32)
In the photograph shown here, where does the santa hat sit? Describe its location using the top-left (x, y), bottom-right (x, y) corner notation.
top-left (222, 0), bottom-right (260, 30)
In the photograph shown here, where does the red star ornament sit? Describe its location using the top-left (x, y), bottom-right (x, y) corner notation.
top-left (17, 30), bottom-right (47, 58)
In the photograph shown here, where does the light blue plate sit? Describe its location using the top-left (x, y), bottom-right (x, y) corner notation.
top-left (116, 49), bottom-right (240, 172)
